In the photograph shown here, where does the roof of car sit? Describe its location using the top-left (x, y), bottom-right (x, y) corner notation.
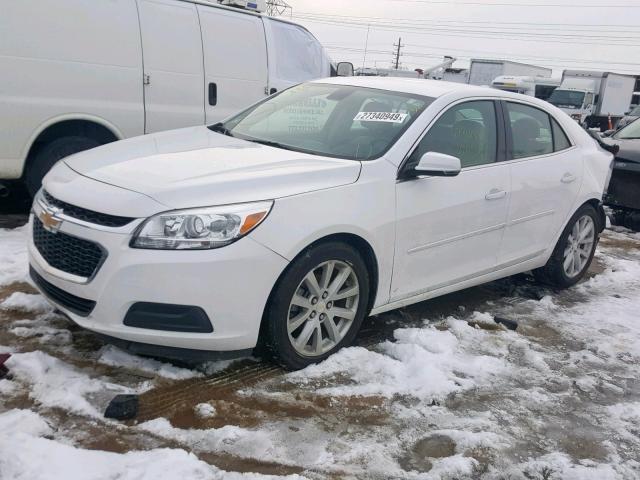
top-left (314, 76), bottom-right (520, 100)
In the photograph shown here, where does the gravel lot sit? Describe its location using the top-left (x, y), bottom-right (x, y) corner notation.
top-left (1, 220), bottom-right (639, 480)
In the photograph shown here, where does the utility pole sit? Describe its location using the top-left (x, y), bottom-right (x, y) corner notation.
top-left (266, 0), bottom-right (292, 16)
top-left (393, 37), bottom-right (404, 70)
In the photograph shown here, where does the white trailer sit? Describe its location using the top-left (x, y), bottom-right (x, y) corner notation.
top-left (468, 59), bottom-right (551, 86)
top-left (548, 70), bottom-right (636, 130)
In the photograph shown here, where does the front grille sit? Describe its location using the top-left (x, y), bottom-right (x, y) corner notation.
top-left (33, 218), bottom-right (105, 279)
top-left (29, 266), bottom-right (96, 317)
top-left (43, 190), bottom-right (134, 228)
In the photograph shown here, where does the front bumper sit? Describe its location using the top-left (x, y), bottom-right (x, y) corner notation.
top-left (28, 206), bottom-right (289, 352)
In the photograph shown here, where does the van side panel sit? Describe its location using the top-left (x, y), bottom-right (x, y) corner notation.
top-left (197, 5), bottom-right (269, 123)
top-left (0, 0), bottom-right (144, 178)
top-left (137, 0), bottom-right (205, 133)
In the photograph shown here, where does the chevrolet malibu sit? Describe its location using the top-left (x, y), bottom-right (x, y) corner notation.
top-left (29, 77), bottom-right (613, 370)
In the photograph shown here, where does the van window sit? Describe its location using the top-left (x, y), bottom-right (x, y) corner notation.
top-left (407, 101), bottom-right (498, 169)
top-left (506, 103), bottom-right (553, 159)
top-left (269, 21), bottom-right (327, 82)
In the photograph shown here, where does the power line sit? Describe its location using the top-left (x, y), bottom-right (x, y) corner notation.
top-left (292, 11), bottom-right (640, 34)
top-left (290, 14), bottom-right (640, 43)
top-left (290, 15), bottom-right (640, 47)
top-left (385, 0), bottom-right (640, 7)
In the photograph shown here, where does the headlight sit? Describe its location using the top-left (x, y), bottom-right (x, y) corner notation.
top-left (131, 201), bottom-right (273, 250)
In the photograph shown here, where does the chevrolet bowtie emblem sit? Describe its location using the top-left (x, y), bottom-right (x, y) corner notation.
top-left (39, 208), bottom-right (63, 233)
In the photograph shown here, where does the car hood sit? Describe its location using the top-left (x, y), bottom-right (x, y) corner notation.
top-left (602, 138), bottom-right (640, 164)
top-left (64, 126), bottom-right (362, 209)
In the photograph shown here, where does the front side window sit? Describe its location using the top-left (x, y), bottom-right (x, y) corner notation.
top-left (506, 102), bottom-right (553, 159)
top-left (405, 100), bottom-right (498, 170)
top-left (220, 83), bottom-right (433, 160)
top-left (268, 20), bottom-right (328, 82)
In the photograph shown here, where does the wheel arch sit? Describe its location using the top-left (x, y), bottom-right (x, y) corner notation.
top-left (20, 116), bottom-right (123, 178)
top-left (257, 232), bottom-right (380, 347)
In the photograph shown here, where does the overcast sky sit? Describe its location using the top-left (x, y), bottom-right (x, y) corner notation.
top-left (281, 0), bottom-right (640, 77)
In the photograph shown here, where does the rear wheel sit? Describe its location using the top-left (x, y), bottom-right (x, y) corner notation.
top-left (533, 204), bottom-right (599, 288)
top-left (25, 136), bottom-right (101, 196)
top-left (263, 242), bottom-right (370, 370)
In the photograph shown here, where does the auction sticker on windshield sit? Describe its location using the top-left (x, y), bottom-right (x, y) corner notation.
top-left (354, 112), bottom-right (408, 123)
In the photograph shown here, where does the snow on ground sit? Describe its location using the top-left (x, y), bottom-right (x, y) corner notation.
top-left (0, 225), bottom-right (29, 287)
top-left (1, 224), bottom-right (640, 479)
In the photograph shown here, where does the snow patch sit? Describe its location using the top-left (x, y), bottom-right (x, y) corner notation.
top-left (6, 351), bottom-right (130, 417)
top-left (0, 225), bottom-right (29, 287)
top-left (98, 345), bottom-right (202, 380)
top-left (1, 292), bottom-right (52, 313)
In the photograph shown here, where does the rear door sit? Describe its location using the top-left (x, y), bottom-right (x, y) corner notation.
top-left (197, 6), bottom-right (268, 123)
top-left (498, 101), bottom-right (582, 265)
top-left (137, 0), bottom-right (205, 133)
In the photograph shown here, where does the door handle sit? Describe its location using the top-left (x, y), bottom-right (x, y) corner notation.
top-left (208, 83), bottom-right (217, 106)
top-left (561, 173), bottom-right (577, 184)
top-left (485, 189), bottom-right (507, 201)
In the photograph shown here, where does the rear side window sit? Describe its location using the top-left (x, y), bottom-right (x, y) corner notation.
top-left (551, 119), bottom-right (571, 151)
top-left (506, 102), bottom-right (553, 159)
top-left (407, 100), bottom-right (498, 169)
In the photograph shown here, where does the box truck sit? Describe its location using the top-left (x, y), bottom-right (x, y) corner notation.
top-left (467, 59), bottom-right (552, 86)
top-left (548, 70), bottom-right (636, 130)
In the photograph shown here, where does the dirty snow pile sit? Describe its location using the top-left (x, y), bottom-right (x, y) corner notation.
top-left (1, 224), bottom-right (640, 479)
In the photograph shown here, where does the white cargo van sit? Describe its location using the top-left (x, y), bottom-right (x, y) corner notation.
top-left (0, 0), bottom-right (349, 195)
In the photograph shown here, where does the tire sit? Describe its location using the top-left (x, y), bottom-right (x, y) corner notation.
top-left (25, 136), bottom-right (101, 196)
top-left (533, 204), bottom-right (599, 289)
top-left (263, 242), bottom-right (370, 370)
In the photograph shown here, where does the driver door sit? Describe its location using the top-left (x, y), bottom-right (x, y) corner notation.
top-left (391, 100), bottom-right (510, 301)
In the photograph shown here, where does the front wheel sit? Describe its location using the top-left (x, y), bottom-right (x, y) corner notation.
top-left (263, 242), bottom-right (370, 370)
top-left (533, 204), bottom-right (599, 288)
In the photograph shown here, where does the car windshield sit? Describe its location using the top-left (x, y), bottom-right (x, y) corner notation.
top-left (614, 118), bottom-right (640, 139)
top-left (629, 105), bottom-right (640, 116)
top-left (548, 90), bottom-right (585, 109)
top-left (215, 83), bottom-right (434, 160)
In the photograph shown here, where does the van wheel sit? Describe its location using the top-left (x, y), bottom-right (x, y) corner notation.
top-left (263, 242), bottom-right (369, 371)
top-left (25, 136), bottom-right (101, 196)
top-left (533, 204), bottom-right (599, 289)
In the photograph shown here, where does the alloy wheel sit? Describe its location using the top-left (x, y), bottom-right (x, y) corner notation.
top-left (287, 260), bottom-right (360, 357)
top-left (563, 215), bottom-right (595, 278)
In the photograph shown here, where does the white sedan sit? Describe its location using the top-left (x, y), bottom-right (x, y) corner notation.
top-left (29, 77), bottom-right (613, 370)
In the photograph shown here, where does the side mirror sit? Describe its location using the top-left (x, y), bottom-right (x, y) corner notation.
top-left (336, 62), bottom-right (354, 77)
top-left (414, 152), bottom-right (462, 177)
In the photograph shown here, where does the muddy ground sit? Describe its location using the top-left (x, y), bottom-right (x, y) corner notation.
top-left (1, 219), bottom-right (639, 479)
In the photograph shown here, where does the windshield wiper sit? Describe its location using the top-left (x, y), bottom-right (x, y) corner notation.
top-left (246, 138), bottom-right (298, 152)
top-left (208, 122), bottom-right (234, 137)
